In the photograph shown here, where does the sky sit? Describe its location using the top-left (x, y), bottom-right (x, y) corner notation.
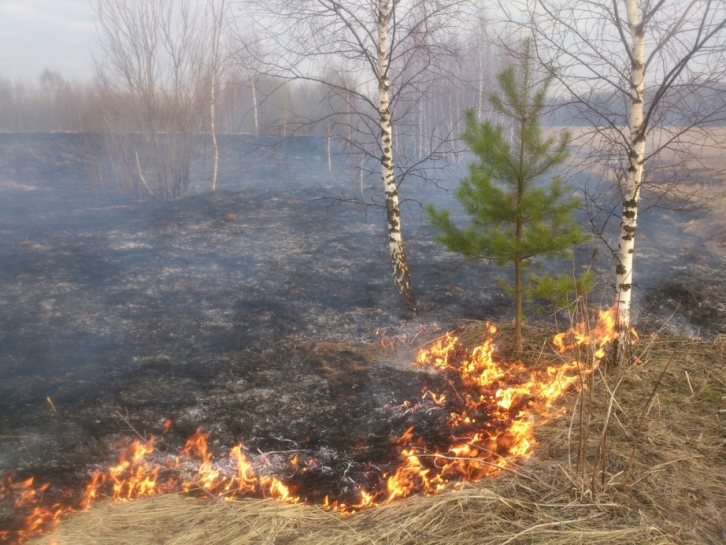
top-left (0, 0), bottom-right (97, 82)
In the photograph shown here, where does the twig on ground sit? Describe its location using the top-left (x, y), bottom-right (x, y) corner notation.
top-left (415, 454), bottom-right (531, 481)
top-left (685, 371), bottom-right (694, 396)
top-left (105, 267), bottom-right (141, 283)
top-left (461, 442), bottom-right (545, 485)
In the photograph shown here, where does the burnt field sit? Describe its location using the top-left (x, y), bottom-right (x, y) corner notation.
top-left (1, 133), bottom-right (725, 511)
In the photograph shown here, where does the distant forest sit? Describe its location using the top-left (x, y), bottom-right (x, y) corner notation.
top-left (0, 50), bottom-right (505, 141)
top-left (4, 66), bottom-right (726, 139)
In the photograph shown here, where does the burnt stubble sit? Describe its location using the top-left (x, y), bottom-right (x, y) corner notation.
top-left (1, 133), bottom-right (725, 509)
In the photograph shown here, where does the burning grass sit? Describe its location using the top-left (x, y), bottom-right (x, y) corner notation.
top-left (3, 317), bottom-right (726, 544)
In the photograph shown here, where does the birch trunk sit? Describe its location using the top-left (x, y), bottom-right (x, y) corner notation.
top-left (477, 39), bottom-right (484, 119)
top-left (455, 88), bottom-right (462, 163)
top-left (210, 63), bottom-right (219, 192)
top-left (477, 1), bottom-right (485, 119)
top-left (448, 93), bottom-right (455, 160)
top-left (251, 80), bottom-right (259, 139)
top-left (614, 0), bottom-right (646, 359)
top-left (378, 0), bottom-right (417, 311)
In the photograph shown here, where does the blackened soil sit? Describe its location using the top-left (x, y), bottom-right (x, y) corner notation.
top-left (1, 134), bottom-right (725, 510)
top-left (642, 248), bottom-right (726, 336)
top-left (0, 134), bottom-right (513, 507)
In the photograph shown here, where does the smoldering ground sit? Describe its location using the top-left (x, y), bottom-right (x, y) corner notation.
top-left (0, 133), bottom-right (724, 506)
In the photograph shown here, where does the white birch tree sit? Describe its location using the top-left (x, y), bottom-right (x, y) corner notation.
top-left (506, 0), bottom-right (726, 359)
top-left (207, 0), bottom-right (231, 192)
top-left (228, 31), bottom-right (269, 139)
top-left (248, 0), bottom-right (470, 312)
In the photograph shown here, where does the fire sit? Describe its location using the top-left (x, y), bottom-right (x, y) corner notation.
top-left (1, 309), bottom-right (623, 543)
top-left (0, 478), bottom-right (73, 542)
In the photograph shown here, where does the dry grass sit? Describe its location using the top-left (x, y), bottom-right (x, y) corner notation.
top-left (32, 325), bottom-right (726, 545)
top-left (561, 124), bottom-right (726, 259)
top-left (30, 487), bottom-right (663, 545)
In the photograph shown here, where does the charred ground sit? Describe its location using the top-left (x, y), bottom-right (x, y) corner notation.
top-left (1, 133), bottom-right (725, 513)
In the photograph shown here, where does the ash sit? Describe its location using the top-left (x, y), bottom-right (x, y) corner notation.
top-left (0, 133), bottom-right (724, 497)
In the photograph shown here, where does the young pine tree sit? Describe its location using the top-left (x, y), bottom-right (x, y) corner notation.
top-left (425, 41), bottom-right (589, 357)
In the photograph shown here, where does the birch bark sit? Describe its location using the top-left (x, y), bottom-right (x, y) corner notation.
top-left (210, 51), bottom-right (219, 192)
top-left (518, 0), bottom-right (726, 361)
top-left (378, 0), bottom-right (417, 311)
top-left (251, 80), bottom-right (259, 139)
top-left (209, 0), bottom-right (224, 192)
top-left (615, 0), bottom-right (646, 356)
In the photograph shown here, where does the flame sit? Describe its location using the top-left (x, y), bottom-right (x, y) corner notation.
top-left (0, 478), bottom-right (73, 542)
top-left (1, 309), bottom-right (625, 543)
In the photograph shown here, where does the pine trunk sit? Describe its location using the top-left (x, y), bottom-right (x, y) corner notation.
top-left (513, 61), bottom-right (528, 358)
top-left (514, 258), bottom-right (523, 356)
top-left (614, 0), bottom-right (646, 361)
top-left (378, 0), bottom-right (416, 312)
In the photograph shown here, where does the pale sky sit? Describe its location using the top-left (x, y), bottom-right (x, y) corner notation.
top-left (0, 0), bottom-right (97, 82)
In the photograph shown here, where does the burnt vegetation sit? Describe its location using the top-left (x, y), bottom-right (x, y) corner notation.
top-left (1, 127), bottom-right (725, 543)
top-left (1, 0), bottom-right (726, 543)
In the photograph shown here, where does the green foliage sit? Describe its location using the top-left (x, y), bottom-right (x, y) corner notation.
top-left (426, 158), bottom-right (585, 267)
top-left (426, 40), bottom-right (590, 348)
top-left (527, 270), bottom-right (595, 310)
